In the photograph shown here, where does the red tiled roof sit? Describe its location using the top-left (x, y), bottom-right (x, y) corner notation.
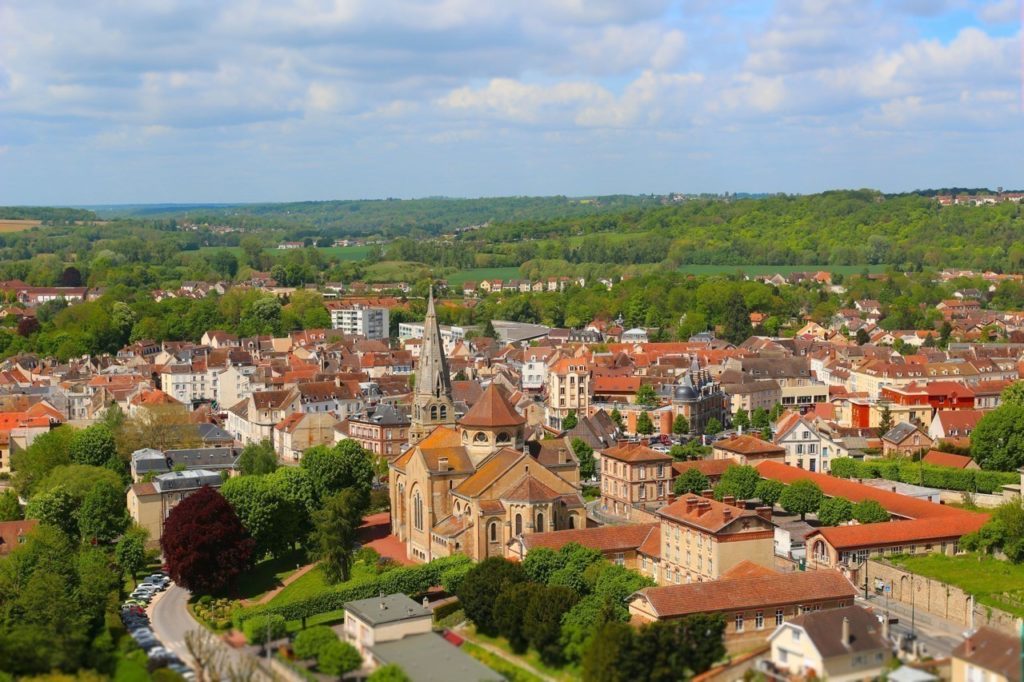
top-left (458, 384), bottom-right (525, 428)
top-left (921, 450), bottom-right (976, 469)
top-left (657, 495), bottom-right (761, 533)
top-left (592, 375), bottom-right (642, 394)
top-left (602, 442), bottom-right (673, 464)
top-left (714, 434), bottom-right (785, 456)
top-left (0, 519), bottom-right (38, 555)
top-left (808, 513), bottom-right (988, 550)
top-left (755, 461), bottom-right (981, 521)
top-left (671, 459), bottom-right (733, 478)
top-left (719, 560), bottom-right (778, 580)
top-left (523, 523), bottom-right (658, 554)
top-left (633, 570), bottom-right (856, 618)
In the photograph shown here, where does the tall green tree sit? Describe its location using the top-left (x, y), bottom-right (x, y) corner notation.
top-left (0, 489), bottom-right (23, 521)
top-left (754, 479), bottom-right (785, 507)
top-left (971, 403), bottom-right (1024, 471)
top-left (877, 404), bottom-right (895, 440)
top-left (635, 384), bottom-right (660, 408)
top-left (852, 499), bottom-right (890, 524)
top-left (25, 485), bottom-right (79, 539)
top-left (818, 497), bottom-right (854, 526)
top-left (311, 488), bottom-right (368, 583)
top-left (751, 407), bottom-right (769, 429)
top-left (732, 409), bottom-right (749, 430)
top-left (78, 481), bottom-right (129, 544)
top-left (562, 410), bottom-right (578, 431)
top-left (714, 465), bottom-right (760, 501)
top-left (635, 411), bottom-right (655, 436)
top-left (571, 438), bottom-right (596, 480)
top-left (115, 526), bottom-right (149, 587)
top-left (69, 425), bottom-right (118, 468)
top-left (221, 474), bottom-right (300, 558)
top-left (672, 413), bottom-right (689, 436)
top-left (779, 480), bottom-right (824, 521)
top-left (674, 468), bottom-right (709, 495)
top-left (721, 291), bottom-right (752, 344)
top-left (457, 557), bottom-right (527, 636)
top-left (238, 440), bottom-right (279, 476)
top-left (704, 417), bottom-right (723, 436)
top-left (609, 408), bottom-right (624, 430)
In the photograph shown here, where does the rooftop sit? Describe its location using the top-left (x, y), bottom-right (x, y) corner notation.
top-left (344, 593), bottom-right (431, 627)
top-left (368, 632), bottom-right (504, 682)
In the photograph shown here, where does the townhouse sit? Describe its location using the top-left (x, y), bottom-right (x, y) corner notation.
top-left (598, 442), bottom-right (673, 519)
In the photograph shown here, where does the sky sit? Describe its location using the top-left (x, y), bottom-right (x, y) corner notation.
top-left (0, 0), bottom-right (1022, 205)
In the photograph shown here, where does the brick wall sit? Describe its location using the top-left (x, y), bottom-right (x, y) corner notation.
top-left (863, 559), bottom-right (1020, 635)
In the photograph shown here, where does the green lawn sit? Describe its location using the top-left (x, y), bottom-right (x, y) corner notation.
top-left (464, 626), bottom-right (581, 682)
top-left (462, 641), bottom-right (546, 682)
top-left (445, 267), bottom-right (523, 286)
top-left (677, 264), bottom-right (887, 276)
top-left (892, 553), bottom-right (1024, 618)
top-left (233, 549), bottom-right (308, 602)
top-left (265, 562), bottom-right (376, 608)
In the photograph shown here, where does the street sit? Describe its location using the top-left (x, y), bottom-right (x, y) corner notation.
top-left (150, 585), bottom-right (274, 681)
top-left (858, 592), bottom-right (966, 659)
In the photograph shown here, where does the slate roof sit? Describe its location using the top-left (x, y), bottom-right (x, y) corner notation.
top-left (344, 593), bottom-right (431, 627)
top-left (368, 632), bottom-right (504, 682)
top-left (785, 605), bottom-right (888, 659)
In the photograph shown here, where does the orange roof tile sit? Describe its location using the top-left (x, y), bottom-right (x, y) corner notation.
top-left (719, 560), bottom-right (778, 580)
top-left (921, 450), bottom-right (976, 469)
top-left (634, 570), bottom-right (856, 618)
top-left (523, 523), bottom-right (658, 554)
top-left (458, 384), bottom-right (525, 428)
top-left (602, 442), bottom-right (673, 464)
top-left (715, 434), bottom-right (785, 456)
top-left (808, 514), bottom-right (988, 550)
top-left (657, 495), bottom-right (762, 533)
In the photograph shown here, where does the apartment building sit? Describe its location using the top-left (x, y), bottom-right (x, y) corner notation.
top-left (547, 357), bottom-right (590, 429)
top-left (599, 442), bottom-right (673, 519)
top-left (328, 303), bottom-right (389, 340)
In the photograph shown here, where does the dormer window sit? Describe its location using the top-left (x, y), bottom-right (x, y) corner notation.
top-left (474, 432), bottom-right (488, 443)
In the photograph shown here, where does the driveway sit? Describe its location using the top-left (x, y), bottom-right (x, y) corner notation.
top-left (151, 585), bottom-right (276, 681)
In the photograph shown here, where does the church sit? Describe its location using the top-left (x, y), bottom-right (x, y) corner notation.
top-left (389, 292), bottom-right (584, 563)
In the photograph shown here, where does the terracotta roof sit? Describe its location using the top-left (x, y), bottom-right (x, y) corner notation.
top-left (601, 442), bottom-right (673, 464)
top-left (502, 474), bottom-right (562, 502)
top-left (637, 524), bottom-right (661, 558)
top-left (657, 495), bottom-right (762, 533)
top-left (719, 560), bottom-right (778, 580)
top-left (275, 412), bottom-right (306, 433)
top-left (458, 383), bottom-right (525, 428)
top-left (808, 514), bottom-right (988, 550)
top-left (523, 523), bottom-right (658, 554)
top-left (455, 448), bottom-right (523, 497)
top-left (633, 570), bottom-right (856, 618)
top-left (921, 450), bottom-right (976, 469)
top-left (714, 434), bottom-right (785, 456)
top-left (252, 389), bottom-right (294, 410)
top-left (755, 461), bottom-right (982, 521)
top-left (951, 627), bottom-right (1021, 682)
top-left (479, 499), bottom-right (505, 514)
top-left (934, 409), bottom-right (983, 433)
top-left (431, 515), bottom-right (470, 538)
top-left (671, 459), bottom-right (733, 478)
top-left (0, 519), bottom-right (38, 555)
top-left (131, 389), bottom-right (180, 406)
top-left (592, 375), bottom-right (642, 394)
top-left (407, 426), bottom-right (473, 473)
top-left (130, 482), bottom-right (159, 497)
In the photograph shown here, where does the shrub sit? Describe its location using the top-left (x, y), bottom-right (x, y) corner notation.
top-left (317, 640), bottom-right (362, 676)
top-left (828, 457), bottom-right (1018, 494)
top-left (243, 614), bottom-right (287, 646)
top-left (292, 625), bottom-right (339, 660)
top-left (432, 599), bottom-right (463, 623)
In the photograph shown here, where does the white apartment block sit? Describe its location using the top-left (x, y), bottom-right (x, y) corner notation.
top-left (330, 304), bottom-right (390, 340)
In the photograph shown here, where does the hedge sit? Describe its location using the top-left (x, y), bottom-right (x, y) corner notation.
top-left (829, 458), bottom-right (1018, 494)
top-left (432, 599), bottom-right (462, 623)
top-left (237, 555), bottom-right (472, 626)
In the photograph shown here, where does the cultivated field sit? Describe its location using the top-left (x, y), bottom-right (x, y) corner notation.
top-left (0, 219), bottom-right (41, 232)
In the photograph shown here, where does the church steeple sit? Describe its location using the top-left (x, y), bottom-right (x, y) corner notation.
top-left (409, 288), bottom-right (456, 445)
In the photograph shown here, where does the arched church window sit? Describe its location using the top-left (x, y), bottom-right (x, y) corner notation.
top-left (497, 432), bottom-right (511, 444)
top-left (515, 513), bottom-right (523, 536)
top-left (430, 405), bottom-right (438, 420)
top-left (413, 491), bottom-right (423, 531)
top-left (489, 521), bottom-right (498, 542)
top-left (474, 431), bottom-right (488, 443)
top-left (439, 406), bottom-right (447, 419)
top-left (536, 512), bottom-right (545, 531)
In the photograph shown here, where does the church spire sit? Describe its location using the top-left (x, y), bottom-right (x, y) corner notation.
top-left (409, 287), bottom-right (455, 445)
top-left (417, 288), bottom-right (452, 399)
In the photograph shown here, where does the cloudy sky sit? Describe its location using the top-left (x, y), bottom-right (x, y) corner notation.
top-left (0, 0), bottom-right (1021, 204)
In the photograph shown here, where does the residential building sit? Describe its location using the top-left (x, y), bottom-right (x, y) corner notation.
top-left (130, 447), bottom-right (241, 481)
top-left (881, 422), bottom-right (933, 457)
top-left (599, 442), bottom-right (673, 519)
top-left (226, 389), bottom-right (299, 445)
top-left (928, 409), bottom-right (983, 442)
top-left (365, 633), bottom-right (503, 682)
top-left (328, 303), bottom-right (389, 340)
top-left (662, 359), bottom-right (730, 434)
top-left (341, 403), bottom-right (411, 460)
top-left (342, 593), bottom-right (432, 658)
top-left (127, 469), bottom-right (223, 546)
top-left (921, 450), bottom-right (979, 470)
top-left (722, 357), bottom-right (828, 408)
top-left (951, 627), bottom-right (1021, 682)
top-left (768, 605), bottom-right (891, 682)
top-left (547, 357), bottom-right (590, 429)
top-left (273, 411), bottom-right (338, 461)
top-left (628, 569), bottom-right (858, 645)
top-left (507, 523), bottom-right (658, 569)
top-left (774, 413), bottom-right (830, 472)
top-left (0, 519), bottom-right (37, 556)
top-left (649, 494), bottom-right (775, 585)
top-left (712, 434), bottom-right (786, 467)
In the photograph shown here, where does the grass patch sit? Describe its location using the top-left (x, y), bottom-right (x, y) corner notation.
top-left (265, 562), bottom-right (376, 609)
top-left (462, 641), bottom-right (545, 682)
top-left (465, 626), bottom-right (580, 682)
top-left (891, 553), bottom-right (1024, 618)
top-left (284, 608), bottom-right (347, 633)
top-left (363, 260), bottom-right (432, 282)
top-left (195, 244), bottom-right (374, 262)
top-left (233, 549), bottom-right (309, 602)
top-left (445, 267), bottom-right (523, 286)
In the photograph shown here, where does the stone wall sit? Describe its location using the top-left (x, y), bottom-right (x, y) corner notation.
top-left (863, 559), bottom-right (1021, 635)
top-left (938, 489), bottom-right (1005, 509)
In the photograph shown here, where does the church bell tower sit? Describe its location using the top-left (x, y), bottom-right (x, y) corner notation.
top-left (408, 289), bottom-right (456, 445)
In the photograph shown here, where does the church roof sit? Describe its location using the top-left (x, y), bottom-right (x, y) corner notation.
top-left (431, 514), bottom-right (470, 538)
top-left (454, 447), bottom-right (523, 497)
top-left (458, 383), bottom-right (526, 428)
top-left (414, 289), bottom-right (452, 401)
top-left (501, 473), bottom-right (562, 502)
top-left (393, 426), bottom-right (472, 472)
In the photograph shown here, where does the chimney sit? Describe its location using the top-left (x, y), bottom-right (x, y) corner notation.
top-left (723, 508), bottom-right (732, 521)
top-left (891, 485), bottom-right (897, 493)
top-left (701, 489), bottom-right (715, 500)
top-left (558, 448), bottom-right (567, 464)
top-left (685, 497), bottom-right (698, 513)
top-left (841, 616), bottom-right (851, 646)
top-left (697, 500), bottom-right (711, 516)
top-left (723, 495), bottom-right (736, 508)
top-left (438, 457), bottom-right (449, 472)
top-left (755, 506), bottom-right (773, 522)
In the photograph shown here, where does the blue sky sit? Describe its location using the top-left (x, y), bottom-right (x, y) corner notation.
top-left (0, 0), bottom-right (1021, 204)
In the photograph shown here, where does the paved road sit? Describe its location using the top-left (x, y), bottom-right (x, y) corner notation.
top-left (858, 593), bottom-right (965, 659)
top-left (150, 586), bottom-right (275, 681)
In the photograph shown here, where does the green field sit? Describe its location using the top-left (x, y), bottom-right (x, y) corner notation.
top-left (892, 553), bottom-right (1024, 618)
top-left (445, 267), bottom-right (523, 286)
top-left (677, 264), bottom-right (887, 276)
top-left (195, 244), bottom-right (374, 262)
